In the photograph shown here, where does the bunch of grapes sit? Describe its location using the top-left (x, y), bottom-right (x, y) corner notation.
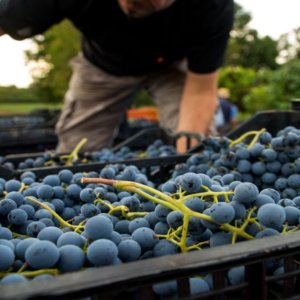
top-left (0, 126), bottom-right (300, 298)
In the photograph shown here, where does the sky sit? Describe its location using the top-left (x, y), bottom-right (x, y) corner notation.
top-left (0, 0), bottom-right (299, 88)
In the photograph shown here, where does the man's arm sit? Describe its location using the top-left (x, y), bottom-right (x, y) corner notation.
top-left (176, 70), bottom-right (218, 152)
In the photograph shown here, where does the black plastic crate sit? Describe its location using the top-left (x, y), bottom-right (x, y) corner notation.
top-left (0, 128), bottom-right (57, 155)
top-left (0, 127), bottom-right (200, 173)
top-left (226, 110), bottom-right (300, 139)
top-left (112, 127), bottom-right (203, 152)
top-left (1, 231), bottom-right (300, 300)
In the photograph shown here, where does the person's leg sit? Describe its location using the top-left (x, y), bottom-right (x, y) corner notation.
top-left (144, 62), bottom-right (186, 132)
top-left (55, 54), bottom-right (141, 153)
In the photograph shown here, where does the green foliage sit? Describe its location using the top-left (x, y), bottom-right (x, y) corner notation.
top-left (278, 27), bottom-right (300, 62)
top-left (131, 90), bottom-right (154, 107)
top-left (26, 20), bottom-right (80, 102)
top-left (0, 85), bottom-right (40, 102)
top-left (218, 66), bottom-right (257, 108)
top-left (225, 4), bottom-right (279, 70)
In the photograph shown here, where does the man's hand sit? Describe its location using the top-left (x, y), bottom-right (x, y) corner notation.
top-left (0, 27), bottom-right (5, 36)
top-left (176, 70), bottom-right (218, 153)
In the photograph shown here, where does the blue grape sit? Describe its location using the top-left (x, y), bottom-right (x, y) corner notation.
top-left (51, 199), bottom-right (65, 214)
top-left (0, 199), bottom-right (17, 216)
top-left (128, 218), bottom-right (150, 234)
top-left (188, 216), bottom-right (207, 235)
top-left (100, 166), bottom-right (116, 179)
top-left (85, 215), bottom-right (113, 240)
top-left (153, 240), bottom-right (178, 257)
top-left (278, 198), bottom-right (296, 207)
top-left (161, 181), bottom-right (177, 194)
top-left (58, 245), bottom-right (85, 272)
top-left (251, 161), bottom-right (266, 175)
top-left (132, 227), bottom-right (158, 252)
top-left (57, 232), bottom-right (85, 248)
top-left (36, 184), bottom-right (54, 200)
top-left (256, 228), bottom-right (280, 238)
top-left (259, 131), bottom-right (272, 144)
top-left (0, 245), bottom-right (15, 271)
top-left (0, 239), bottom-right (14, 251)
top-left (66, 184), bottom-right (82, 201)
top-left (237, 160), bottom-right (251, 173)
top-left (154, 221), bottom-right (169, 235)
top-left (261, 148), bottom-right (277, 162)
top-left (178, 172), bottom-right (202, 194)
top-left (25, 241), bottom-right (59, 269)
top-left (6, 192), bottom-right (24, 206)
top-left (153, 280), bottom-right (178, 297)
top-left (108, 231), bottom-right (122, 245)
top-left (80, 188), bottom-right (97, 203)
top-left (189, 278), bottom-right (210, 295)
top-left (260, 188), bottom-right (280, 203)
top-left (8, 208), bottom-right (28, 225)
top-left (288, 174), bottom-right (300, 189)
top-left (261, 172), bottom-right (277, 184)
top-left (32, 274), bottom-right (54, 281)
top-left (120, 196), bottom-right (141, 212)
top-left (144, 212), bottom-right (159, 228)
top-left (166, 211), bottom-right (183, 229)
top-left (154, 204), bottom-right (172, 222)
top-left (58, 206), bottom-right (73, 219)
top-left (1, 274), bottom-right (28, 284)
top-left (249, 143), bottom-right (264, 157)
top-left (257, 204), bottom-right (286, 230)
top-left (15, 238), bottom-right (38, 260)
top-left (0, 226), bottom-right (12, 240)
top-left (210, 231), bottom-right (232, 247)
top-left (210, 203), bottom-right (235, 224)
top-left (43, 175), bottom-right (61, 187)
top-left (87, 239), bottom-right (118, 266)
top-left (34, 208), bottom-right (53, 220)
top-left (284, 206), bottom-right (300, 226)
top-left (254, 194), bottom-right (275, 208)
top-left (184, 197), bottom-right (205, 213)
top-left (81, 203), bottom-right (100, 218)
top-left (230, 201), bottom-right (246, 219)
top-left (58, 169), bottom-right (73, 184)
top-left (200, 209), bottom-right (220, 231)
top-left (114, 220), bottom-right (130, 234)
top-left (233, 182), bottom-right (259, 204)
top-left (37, 226), bottom-right (63, 243)
top-left (228, 266), bottom-right (245, 285)
top-left (274, 178), bottom-right (288, 191)
top-left (5, 180), bottom-right (22, 192)
top-left (118, 239), bottom-right (141, 262)
top-left (26, 221), bottom-right (47, 237)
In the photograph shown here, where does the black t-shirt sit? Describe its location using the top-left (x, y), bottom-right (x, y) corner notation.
top-left (0, 0), bottom-right (234, 76)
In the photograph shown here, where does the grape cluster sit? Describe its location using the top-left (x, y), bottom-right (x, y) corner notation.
top-left (0, 126), bottom-right (299, 298)
top-left (0, 138), bottom-right (178, 171)
top-left (172, 127), bottom-right (300, 198)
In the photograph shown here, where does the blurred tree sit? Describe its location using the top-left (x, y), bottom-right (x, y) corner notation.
top-left (225, 3), bottom-right (279, 70)
top-left (278, 27), bottom-right (300, 63)
top-left (25, 20), bottom-right (80, 102)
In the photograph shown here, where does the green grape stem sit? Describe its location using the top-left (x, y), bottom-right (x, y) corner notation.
top-left (81, 177), bottom-right (254, 252)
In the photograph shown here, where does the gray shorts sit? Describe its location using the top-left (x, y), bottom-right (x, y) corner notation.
top-left (55, 54), bottom-right (186, 152)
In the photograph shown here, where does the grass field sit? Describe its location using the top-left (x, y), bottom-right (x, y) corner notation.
top-left (0, 103), bottom-right (62, 115)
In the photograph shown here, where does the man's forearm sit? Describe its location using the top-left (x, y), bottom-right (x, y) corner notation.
top-left (177, 71), bottom-right (218, 134)
top-left (176, 71), bottom-right (218, 152)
